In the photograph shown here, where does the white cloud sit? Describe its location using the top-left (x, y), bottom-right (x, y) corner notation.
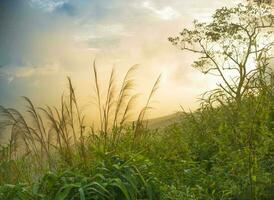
top-left (98, 24), bottom-right (134, 37)
top-left (7, 76), bottom-right (14, 84)
top-left (15, 64), bottom-right (61, 78)
top-left (142, 1), bottom-right (180, 20)
top-left (0, 63), bottom-right (63, 84)
top-left (74, 23), bottom-right (133, 42)
top-left (29, 0), bottom-right (68, 12)
top-left (73, 23), bottom-right (134, 51)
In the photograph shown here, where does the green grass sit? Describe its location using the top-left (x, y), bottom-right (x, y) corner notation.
top-left (1, 3), bottom-right (274, 197)
top-left (0, 65), bottom-right (273, 199)
top-left (0, 153), bottom-right (159, 200)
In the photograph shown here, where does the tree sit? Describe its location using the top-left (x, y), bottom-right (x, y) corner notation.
top-left (169, 3), bottom-right (274, 200)
top-left (169, 3), bottom-right (274, 105)
top-left (248, 0), bottom-right (273, 5)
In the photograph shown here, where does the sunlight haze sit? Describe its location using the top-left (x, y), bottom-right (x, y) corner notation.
top-left (0, 0), bottom-right (242, 122)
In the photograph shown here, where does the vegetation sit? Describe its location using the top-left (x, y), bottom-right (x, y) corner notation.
top-left (0, 2), bottom-right (273, 200)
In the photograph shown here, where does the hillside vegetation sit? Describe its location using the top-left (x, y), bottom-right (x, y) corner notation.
top-left (0, 3), bottom-right (273, 200)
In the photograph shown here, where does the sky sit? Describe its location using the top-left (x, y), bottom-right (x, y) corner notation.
top-left (0, 0), bottom-right (242, 122)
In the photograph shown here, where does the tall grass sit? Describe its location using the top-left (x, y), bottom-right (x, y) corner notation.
top-left (0, 64), bottom-right (273, 200)
top-left (0, 61), bottom-right (161, 185)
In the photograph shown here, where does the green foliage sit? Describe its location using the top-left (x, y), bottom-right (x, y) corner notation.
top-left (0, 3), bottom-right (273, 200)
top-left (169, 3), bottom-right (274, 105)
top-left (166, 3), bottom-right (274, 199)
top-left (0, 184), bottom-right (37, 200)
top-left (0, 155), bottom-right (160, 200)
top-left (145, 83), bottom-right (274, 199)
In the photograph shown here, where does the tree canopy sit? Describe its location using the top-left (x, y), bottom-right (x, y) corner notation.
top-left (169, 3), bottom-right (274, 104)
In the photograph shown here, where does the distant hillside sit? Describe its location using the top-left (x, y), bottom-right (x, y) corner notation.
top-left (146, 112), bottom-right (183, 129)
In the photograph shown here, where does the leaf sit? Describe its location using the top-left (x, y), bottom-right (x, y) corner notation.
top-left (55, 184), bottom-right (79, 200)
top-left (109, 178), bottom-right (131, 200)
top-left (79, 187), bottom-right (85, 200)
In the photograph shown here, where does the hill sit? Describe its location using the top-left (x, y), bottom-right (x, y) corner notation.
top-left (146, 112), bottom-right (183, 129)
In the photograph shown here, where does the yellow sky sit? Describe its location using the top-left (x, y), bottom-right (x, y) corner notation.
top-left (0, 0), bottom-right (243, 123)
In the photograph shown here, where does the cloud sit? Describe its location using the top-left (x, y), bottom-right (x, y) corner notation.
top-left (29, 0), bottom-right (69, 13)
top-left (0, 0), bottom-right (59, 67)
top-left (142, 1), bottom-right (180, 20)
top-left (0, 63), bottom-right (63, 84)
top-left (55, 2), bottom-right (76, 16)
top-left (0, 0), bottom-right (242, 116)
top-left (15, 64), bottom-right (62, 78)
